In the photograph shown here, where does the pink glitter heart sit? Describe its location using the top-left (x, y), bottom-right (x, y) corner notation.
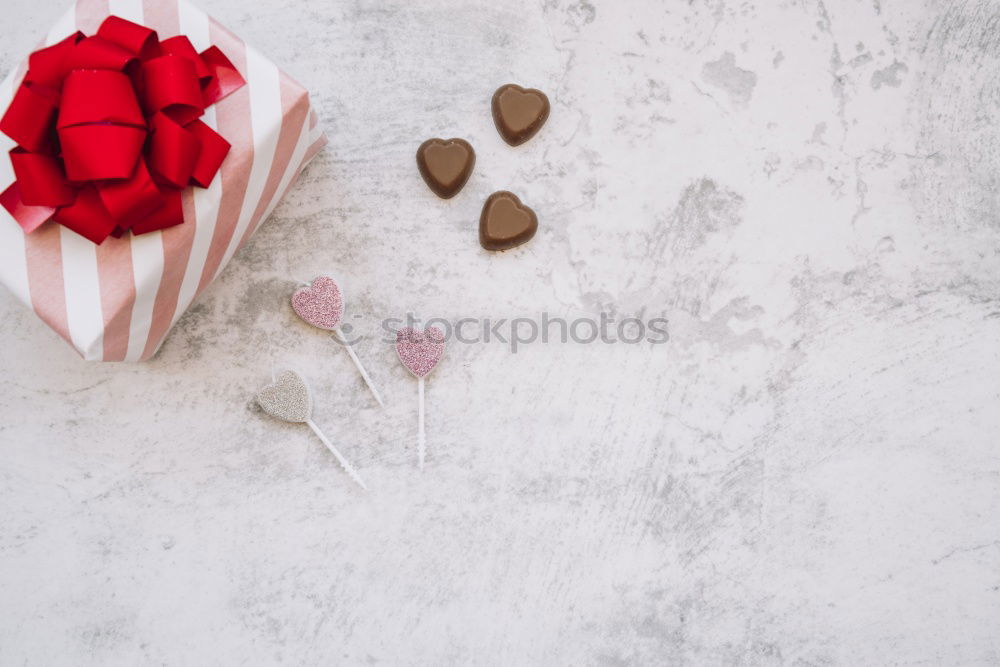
top-left (396, 326), bottom-right (446, 378)
top-left (291, 276), bottom-right (344, 330)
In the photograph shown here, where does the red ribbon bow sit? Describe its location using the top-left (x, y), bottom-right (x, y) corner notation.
top-left (0, 16), bottom-right (245, 244)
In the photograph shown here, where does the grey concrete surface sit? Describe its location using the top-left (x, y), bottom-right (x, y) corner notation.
top-left (1, 0), bottom-right (999, 664)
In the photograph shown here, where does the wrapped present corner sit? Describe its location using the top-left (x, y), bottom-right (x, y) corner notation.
top-left (0, 0), bottom-right (326, 360)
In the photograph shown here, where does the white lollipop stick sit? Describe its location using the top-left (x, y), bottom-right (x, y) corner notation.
top-left (418, 376), bottom-right (426, 471)
top-left (333, 326), bottom-right (384, 407)
top-left (256, 369), bottom-right (368, 491)
top-left (307, 419), bottom-right (368, 491)
top-left (292, 276), bottom-right (384, 407)
top-left (396, 326), bottom-right (445, 470)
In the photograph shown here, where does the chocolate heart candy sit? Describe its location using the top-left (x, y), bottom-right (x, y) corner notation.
top-left (416, 138), bottom-right (476, 199)
top-left (479, 191), bottom-right (538, 251)
top-left (491, 84), bottom-right (550, 146)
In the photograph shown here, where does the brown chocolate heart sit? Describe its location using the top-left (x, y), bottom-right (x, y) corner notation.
top-left (491, 84), bottom-right (550, 146)
top-left (479, 191), bottom-right (537, 251)
top-left (416, 138), bottom-right (476, 199)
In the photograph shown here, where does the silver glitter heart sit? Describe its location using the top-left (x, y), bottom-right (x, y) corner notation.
top-left (255, 370), bottom-right (313, 423)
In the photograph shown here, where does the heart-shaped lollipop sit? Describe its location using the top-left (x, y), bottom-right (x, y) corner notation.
top-left (291, 275), bottom-right (383, 406)
top-left (396, 326), bottom-right (446, 377)
top-left (256, 369), bottom-right (312, 422)
top-left (395, 326), bottom-right (447, 470)
top-left (292, 276), bottom-right (344, 330)
top-left (254, 369), bottom-right (367, 490)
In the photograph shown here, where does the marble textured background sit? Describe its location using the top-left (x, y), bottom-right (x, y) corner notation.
top-left (2, 0), bottom-right (999, 664)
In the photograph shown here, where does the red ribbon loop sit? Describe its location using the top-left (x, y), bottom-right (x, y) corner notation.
top-left (51, 185), bottom-right (118, 245)
top-left (147, 112), bottom-right (200, 187)
top-left (0, 84), bottom-right (59, 153)
top-left (97, 15), bottom-right (159, 59)
top-left (131, 187), bottom-right (183, 235)
top-left (60, 124), bottom-right (147, 182)
top-left (0, 15), bottom-right (246, 244)
top-left (57, 69), bottom-right (146, 128)
top-left (160, 36), bottom-right (212, 82)
top-left (68, 36), bottom-right (137, 72)
top-left (25, 33), bottom-right (84, 90)
top-left (186, 119), bottom-right (231, 188)
top-left (141, 55), bottom-right (205, 124)
top-left (200, 46), bottom-right (245, 106)
top-left (97, 158), bottom-right (161, 226)
top-left (10, 149), bottom-right (76, 207)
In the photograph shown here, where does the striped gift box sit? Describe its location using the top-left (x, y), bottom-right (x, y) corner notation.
top-left (0, 0), bottom-right (326, 360)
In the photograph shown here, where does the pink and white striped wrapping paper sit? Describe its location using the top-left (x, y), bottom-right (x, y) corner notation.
top-left (0, 0), bottom-right (327, 361)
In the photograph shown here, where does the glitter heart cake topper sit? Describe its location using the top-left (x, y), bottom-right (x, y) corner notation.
top-left (291, 275), bottom-right (383, 407)
top-left (254, 369), bottom-right (367, 490)
top-left (292, 276), bottom-right (344, 330)
top-left (256, 369), bottom-right (312, 422)
top-left (396, 326), bottom-right (446, 377)
top-left (396, 326), bottom-right (447, 470)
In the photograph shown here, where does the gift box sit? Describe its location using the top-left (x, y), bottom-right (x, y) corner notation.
top-left (0, 0), bottom-right (326, 360)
